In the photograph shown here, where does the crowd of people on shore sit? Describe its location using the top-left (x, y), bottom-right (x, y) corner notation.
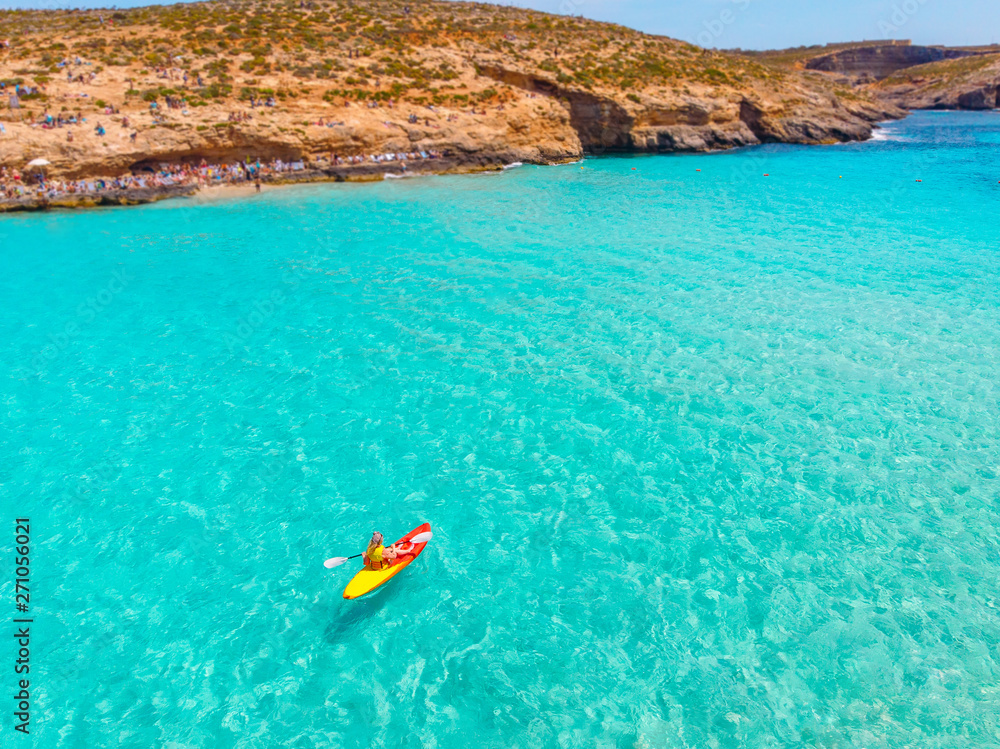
top-left (332, 150), bottom-right (441, 165)
top-left (0, 159), bottom-right (293, 201)
top-left (0, 149), bottom-right (445, 203)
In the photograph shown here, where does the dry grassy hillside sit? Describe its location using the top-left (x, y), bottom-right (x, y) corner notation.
top-left (0, 0), bottom-right (903, 179)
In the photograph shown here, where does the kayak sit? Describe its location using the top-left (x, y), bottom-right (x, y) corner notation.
top-left (342, 522), bottom-right (432, 600)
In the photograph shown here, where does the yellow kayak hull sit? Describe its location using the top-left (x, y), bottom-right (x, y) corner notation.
top-left (343, 523), bottom-right (431, 600)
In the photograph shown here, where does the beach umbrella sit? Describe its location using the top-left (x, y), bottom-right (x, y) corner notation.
top-left (26, 158), bottom-right (51, 168)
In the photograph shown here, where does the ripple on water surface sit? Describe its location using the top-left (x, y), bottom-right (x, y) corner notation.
top-left (2, 112), bottom-right (1000, 748)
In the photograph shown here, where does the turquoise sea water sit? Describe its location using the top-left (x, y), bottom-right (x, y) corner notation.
top-left (3, 111), bottom-right (1000, 748)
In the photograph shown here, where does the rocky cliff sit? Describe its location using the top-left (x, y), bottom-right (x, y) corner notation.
top-left (0, 0), bottom-right (903, 181)
top-left (873, 54), bottom-right (1000, 110)
top-left (474, 60), bottom-right (897, 154)
top-left (747, 41), bottom-right (1000, 112)
top-left (805, 45), bottom-right (981, 81)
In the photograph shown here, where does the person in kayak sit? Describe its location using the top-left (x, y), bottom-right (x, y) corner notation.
top-left (362, 531), bottom-right (399, 571)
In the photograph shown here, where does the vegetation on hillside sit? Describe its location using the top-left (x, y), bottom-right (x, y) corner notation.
top-left (0, 0), bottom-right (784, 111)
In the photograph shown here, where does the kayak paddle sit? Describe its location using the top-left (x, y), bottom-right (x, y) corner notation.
top-left (324, 530), bottom-right (433, 569)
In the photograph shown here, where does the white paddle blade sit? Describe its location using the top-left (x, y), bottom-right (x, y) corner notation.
top-left (324, 557), bottom-right (349, 569)
top-left (410, 531), bottom-right (433, 545)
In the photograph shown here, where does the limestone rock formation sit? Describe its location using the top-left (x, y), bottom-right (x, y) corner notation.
top-left (805, 45), bottom-right (981, 81)
top-left (873, 55), bottom-right (1000, 110)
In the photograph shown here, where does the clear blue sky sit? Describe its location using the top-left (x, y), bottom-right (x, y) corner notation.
top-left (2, 0), bottom-right (998, 50)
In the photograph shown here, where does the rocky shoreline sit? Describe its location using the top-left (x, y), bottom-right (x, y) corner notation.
top-left (1, 102), bottom-right (913, 214)
top-left (0, 182), bottom-right (198, 213)
top-left (0, 153), bottom-right (543, 213)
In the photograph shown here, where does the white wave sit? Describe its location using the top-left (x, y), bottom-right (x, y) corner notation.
top-left (869, 128), bottom-right (908, 142)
